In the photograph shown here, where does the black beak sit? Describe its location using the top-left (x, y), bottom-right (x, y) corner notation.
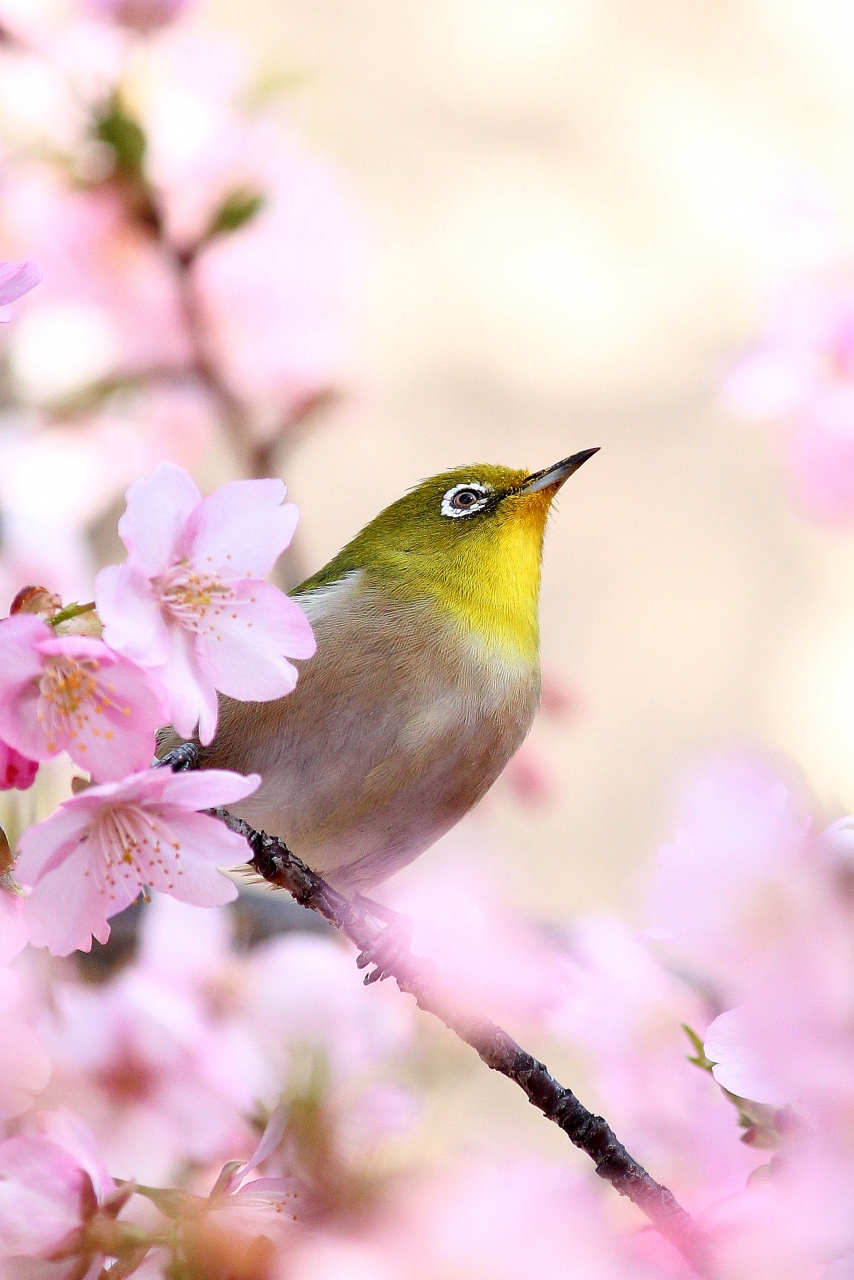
top-left (517, 448), bottom-right (600, 495)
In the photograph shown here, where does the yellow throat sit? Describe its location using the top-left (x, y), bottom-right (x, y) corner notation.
top-left (293, 453), bottom-right (598, 666)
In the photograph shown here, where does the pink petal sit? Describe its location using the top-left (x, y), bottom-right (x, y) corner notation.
top-left (0, 614), bottom-right (51, 688)
top-left (96, 563), bottom-right (171, 666)
top-left (182, 478), bottom-right (299, 581)
top-left (0, 679), bottom-right (52, 761)
top-left (61, 656), bottom-right (167, 783)
top-left (22, 846), bottom-right (124, 956)
top-left (706, 1008), bottom-right (788, 1108)
top-left (0, 1135), bottom-right (82, 1256)
top-left (0, 305), bottom-right (13, 324)
top-left (195, 580), bottom-right (315, 702)
top-left (157, 625), bottom-right (219, 743)
top-left (15, 803), bottom-right (92, 887)
top-left (0, 890), bottom-right (27, 965)
top-left (0, 1021), bottom-right (52, 1119)
top-left (155, 767), bottom-right (260, 811)
top-left (37, 1111), bottom-right (113, 1204)
top-left (0, 259), bottom-right (41, 308)
top-left (154, 808), bottom-right (254, 877)
top-left (230, 1104), bottom-right (288, 1190)
top-left (150, 855), bottom-right (238, 908)
top-left (117, 462), bottom-right (201, 577)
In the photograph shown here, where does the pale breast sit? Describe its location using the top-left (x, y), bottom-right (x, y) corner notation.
top-left (199, 571), bottom-right (541, 891)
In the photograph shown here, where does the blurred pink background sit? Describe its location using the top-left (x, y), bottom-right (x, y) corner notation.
top-left (194, 0), bottom-right (854, 920)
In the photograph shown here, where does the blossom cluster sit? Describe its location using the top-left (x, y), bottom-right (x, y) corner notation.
top-left (0, 458), bottom-right (313, 956)
top-left (0, 0), bottom-right (363, 614)
top-left (724, 185), bottom-right (854, 523)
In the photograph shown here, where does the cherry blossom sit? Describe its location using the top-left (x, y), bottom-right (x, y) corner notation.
top-left (243, 933), bottom-right (413, 1087)
top-left (648, 755), bottom-right (810, 992)
top-left (0, 1108), bottom-right (129, 1271)
top-left (547, 916), bottom-right (762, 1204)
top-left (43, 959), bottom-right (268, 1184)
top-left (0, 258), bottom-right (41, 323)
top-left (723, 273), bottom-right (854, 523)
top-left (16, 765), bottom-right (260, 956)
top-left (176, 1112), bottom-right (301, 1280)
top-left (0, 738), bottom-right (38, 790)
top-left (0, 613), bottom-right (168, 781)
top-left (390, 864), bottom-right (563, 1025)
top-left (95, 462), bottom-right (316, 744)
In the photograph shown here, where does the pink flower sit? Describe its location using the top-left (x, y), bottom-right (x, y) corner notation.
top-left (192, 139), bottom-right (365, 421)
top-left (0, 168), bottom-right (191, 399)
top-left (390, 866), bottom-right (564, 1026)
top-left (95, 463), bottom-right (315, 744)
top-left (648, 755), bottom-right (809, 992)
top-left (0, 739), bottom-right (38, 790)
top-left (86, 0), bottom-right (193, 32)
top-left (16, 765), bottom-right (259, 955)
top-left (0, 614), bottom-right (168, 781)
top-left (0, 259), bottom-right (41, 323)
top-left (43, 960), bottom-right (267, 1184)
top-left (0, 1108), bottom-right (127, 1271)
top-left (291, 1159), bottom-right (675, 1280)
top-left (165, 1108), bottom-right (302, 1275)
top-left (243, 934), bottom-right (413, 1087)
top-left (547, 916), bottom-right (763, 1206)
top-left (723, 273), bottom-right (854, 523)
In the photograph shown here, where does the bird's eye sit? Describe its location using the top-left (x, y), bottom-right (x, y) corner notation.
top-left (441, 482), bottom-right (491, 519)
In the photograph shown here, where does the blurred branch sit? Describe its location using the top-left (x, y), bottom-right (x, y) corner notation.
top-left (195, 799), bottom-right (713, 1275)
top-left (78, 94), bottom-right (336, 480)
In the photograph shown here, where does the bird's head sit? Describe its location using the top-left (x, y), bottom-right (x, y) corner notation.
top-left (362, 448), bottom-right (597, 571)
top-left (304, 449), bottom-right (599, 661)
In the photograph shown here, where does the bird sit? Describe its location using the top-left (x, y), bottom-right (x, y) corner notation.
top-left (159, 450), bottom-right (598, 896)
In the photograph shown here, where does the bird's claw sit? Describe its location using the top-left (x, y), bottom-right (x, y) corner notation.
top-left (354, 903), bottom-right (414, 985)
top-left (155, 742), bottom-right (200, 773)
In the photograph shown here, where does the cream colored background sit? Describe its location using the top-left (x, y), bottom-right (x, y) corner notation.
top-left (207, 0), bottom-right (854, 920)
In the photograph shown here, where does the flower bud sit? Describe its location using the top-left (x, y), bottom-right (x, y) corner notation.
top-left (8, 585), bottom-right (61, 619)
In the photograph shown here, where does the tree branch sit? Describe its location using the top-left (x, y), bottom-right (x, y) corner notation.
top-left (210, 806), bottom-right (713, 1276)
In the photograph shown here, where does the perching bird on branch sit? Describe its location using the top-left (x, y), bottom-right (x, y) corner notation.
top-left (159, 451), bottom-right (598, 894)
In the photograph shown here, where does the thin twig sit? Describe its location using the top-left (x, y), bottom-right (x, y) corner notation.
top-left (204, 803), bottom-right (713, 1276)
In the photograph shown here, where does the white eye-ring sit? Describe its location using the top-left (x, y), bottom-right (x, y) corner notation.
top-left (441, 481), bottom-right (492, 519)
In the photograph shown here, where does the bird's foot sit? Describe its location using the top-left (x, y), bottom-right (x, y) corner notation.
top-left (354, 895), bottom-right (414, 985)
top-left (155, 742), bottom-right (200, 773)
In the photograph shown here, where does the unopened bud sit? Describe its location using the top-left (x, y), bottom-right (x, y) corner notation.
top-left (9, 585), bottom-right (61, 618)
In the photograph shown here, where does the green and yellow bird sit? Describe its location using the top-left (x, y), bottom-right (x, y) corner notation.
top-left (169, 450), bottom-right (597, 893)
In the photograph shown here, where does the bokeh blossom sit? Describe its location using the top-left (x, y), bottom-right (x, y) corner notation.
top-left (16, 765), bottom-right (259, 955)
top-left (724, 274), bottom-right (854, 522)
top-left (42, 954), bottom-right (266, 1183)
top-left (96, 463), bottom-right (316, 744)
top-left (0, 965), bottom-right (51, 1118)
top-left (86, 0), bottom-right (193, 33)
top-left (0, 613), bottom-right (168, 781)
top-left (0, 1108), bottom-right (130, 1272)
